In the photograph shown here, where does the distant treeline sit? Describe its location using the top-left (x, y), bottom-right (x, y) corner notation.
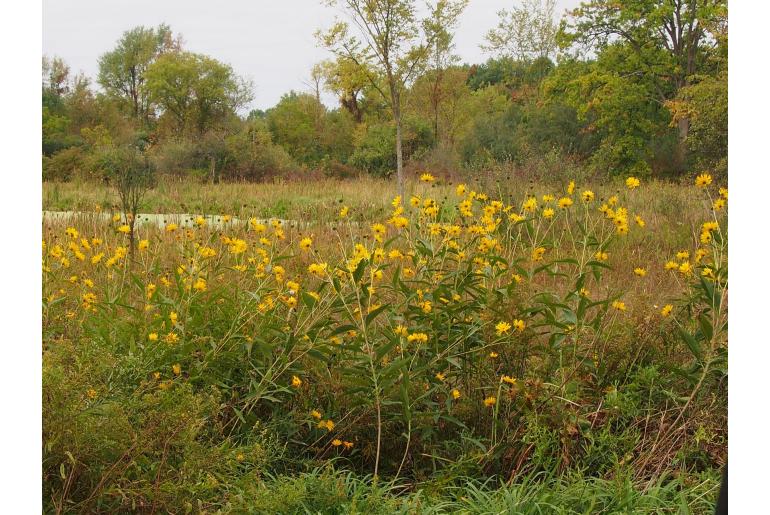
top-left (42, 1), bottom-right (727, 183)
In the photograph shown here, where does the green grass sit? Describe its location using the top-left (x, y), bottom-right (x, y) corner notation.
top-left (222, 465), bottom-right (720, 514)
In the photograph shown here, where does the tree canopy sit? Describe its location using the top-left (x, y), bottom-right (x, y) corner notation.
top-left (97, 24), bottom-right (180, 119)
top-left (43, 3), bottom-right (727, 183)
top-left (143, 51), bottom-right (253, 136)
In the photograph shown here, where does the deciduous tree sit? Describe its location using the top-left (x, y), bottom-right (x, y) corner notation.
top-left (319, 0), bottom-right (454, 196)
top-left (560, 0), bottom-right (728, 146)
top-left (97, 24), bottom-right (180, 119)
top-left (319, 57), bottom-right (371, 123)
top-left (143, 52), bottom-right (253, 136)
top-left (422, 0), bottom-right (468, 143)
top-left (483, 0), bottom-right (558, 61)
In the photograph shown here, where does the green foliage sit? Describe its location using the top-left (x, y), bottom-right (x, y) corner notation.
top-left (43, 55), bottom-right (71, 97)
top-left (42, 82), bottom-right (82, 157)
top-left (522, 102), bottom-right (593, 156)
top-left (227, 465), bottom-right (719, 514)
top-left (143, 51), bottom-right (253, 136)
top-left (560, 0), bottom-right (727, 93)
top-left (460, 104), bottom-right (522, 166)
top-left (468, 56), bottom-right (554, 92)
top-left (148, 139), bottom-right (201, 176)
top-left (556, 0), bottom-right (728, 174)
top-left (267, 92), bottom-right (325, 164)
top-left (148, 122), bottom-right (298, 181)
top-left (668, 72), bottom-right (728, 176)
top-left (441, 470), bottom-right (719, 514)
top-left (43, 147), bottom-right (87, 181)
top-left (224, 121), bottom-right (298, 179)
top-left (406, 66), bottom-right (472, 156)
top-left (42, 108), bottom-right (77, 157)
top-left (44, 6), bottom-right (727, 181)
top-left (543, 55), bottom-right (678, 176)
top-left (43, 337), bottom-right (283, 513)
top-left (266, 91), bottom-right (355, 167)
top-left (459, 58), bottom-right (594, 170)
top-left (97, 24), bottom-right (177, 118)
top-left (350, 119), bottom-right (433, 176)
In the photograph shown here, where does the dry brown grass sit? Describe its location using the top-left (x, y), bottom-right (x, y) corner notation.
top-left (43, 176), bottom-right (712, 315)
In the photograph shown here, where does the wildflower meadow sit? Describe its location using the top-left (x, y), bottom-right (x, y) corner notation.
top-left (34, 0), bottom-right (735, 510)
top-left (42, 174), bottom-right (726, 513)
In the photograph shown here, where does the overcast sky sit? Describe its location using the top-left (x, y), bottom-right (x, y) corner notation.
top-left (43, 0), bottom-right (580, 110)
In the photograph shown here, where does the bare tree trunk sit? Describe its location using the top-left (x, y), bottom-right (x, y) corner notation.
top-left (677, 116), bottom-right (690, 164)
top-left (342, 93), bottom-right (363, 123)
top-left (432, 94), bottom-right (439, 145)
top-left (387, 71), bottom-right (404, 197)
top-left (395, 110), bottom-right (405, 199)
top-left (677, 117), bottom-right (689, 141)
top-left (431, 69), bottom-right (442, 146)
top-left (128, 216), bottom-right (136, 261)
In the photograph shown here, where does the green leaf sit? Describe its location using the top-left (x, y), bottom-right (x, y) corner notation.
top-left (307, 349), bottom-right (327, 361)
top-left (365, 304), bottom-right (389, 326)
top-left (374, 338), bottom-right (399, 361)
top-left (300, 291), bottom-right (317, 308)
top-left (329, 324), bottom-right (357, 337)
top-left (352, 258), bottom-right (368, 284)
top-left (549, 333), bottom-right (567, 347)
top-left (439, 414), bottom-right (468, 429)
top-left (678, 328), bottom-right (704, 362)
top-left (232, 407), bottom-right (247, 424)
top-left (698, 314), bottom-right (713, 342)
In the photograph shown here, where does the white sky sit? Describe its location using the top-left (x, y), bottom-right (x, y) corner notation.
top-left (43, 0), bottom-right (580, 110)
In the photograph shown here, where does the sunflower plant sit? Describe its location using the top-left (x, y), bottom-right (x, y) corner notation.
top-left (42, 175), bottom-right (726, 485)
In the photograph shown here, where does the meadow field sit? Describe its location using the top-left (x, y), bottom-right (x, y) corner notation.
top-left (42, 174), bottom-right (726, 513)
top-left (38, 0), bottom-right (731, 509)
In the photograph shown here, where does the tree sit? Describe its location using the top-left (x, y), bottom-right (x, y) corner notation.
top-left (542, 54), bottom-right (672, 175)
top-left (42, 55), bottom-right (71, 96)
top-left (97, 24), bottom-right (180, 119)
top-left (99, 144), bottom-right (156, 258)
top-left (319, 57), bottom-right (371, 123)
top-left (303, 63), bottom-right (325, 104)
top-left (666, 70), bottom-right (727, 175)
top-left (224, 120), bottom-right (297, 180)
top-left (267, 91), bottom-right (327, 165)
top-left (349, 117), bottom-right (433, 176)
top-left (560, 0), bottom-right (728, 147)
top-left (482, 0), bottom-right (559, 61)
top-left (319, 0), bottom-right (461, 196)
top-left (143, 52), bottom-right (253, 136)
top-left (422, 0), bottom-right (469, 143)
top-left (42, 56), bottom-right (77, 156)
top-left (407, 66), bottom-right (472, 154)
top-left (64, 74), bottom-right (96, 133)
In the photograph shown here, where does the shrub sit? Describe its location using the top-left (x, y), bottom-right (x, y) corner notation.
top-left (43, 147), bottom-right (87, 181)
top-left (349, 123), bottom-right (397, 176)
top-left (149, 139), bottom-right (201, 176)
top-left (224, 122), bottom-right (298, 180)
top-left (350, 119), bottom-right (434, 177)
